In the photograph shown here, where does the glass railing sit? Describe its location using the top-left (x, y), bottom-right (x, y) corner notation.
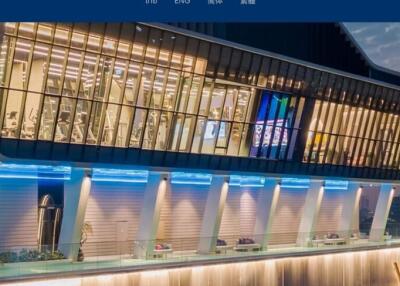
top-left (0, 231), bottom-right (399, 281)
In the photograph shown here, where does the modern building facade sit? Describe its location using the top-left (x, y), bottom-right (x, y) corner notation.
top-left (1, 22), bottom-right (400, 284)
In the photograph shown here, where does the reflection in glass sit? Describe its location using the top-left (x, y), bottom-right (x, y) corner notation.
top-left (71, 100), bottom-right (91, 144)
top-left (55, 97), bottom-right (75, 142)
top-left (39, 96), bottom-right (59, 141)
top-left (130, 108), bottom-right (147, 148)
top-left (20, 92), bottom-right (41, 140)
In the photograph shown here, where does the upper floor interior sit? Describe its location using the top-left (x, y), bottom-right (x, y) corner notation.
top-left (1, 23), bottom-right (400, 180)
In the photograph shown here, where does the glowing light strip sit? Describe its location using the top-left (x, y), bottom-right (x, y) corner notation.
top-left (92, 168), bottom-right (148, 183)
top-left (171, 172), bottom-right (212, 185)
top-left (0, 164), bottom-right (71, 180)
top-left (229, 175), bottom-right (265, 187)
top-left (281, 178), bottom-right (310, 189)
top-left (324, 180), bottom-right (349, 190)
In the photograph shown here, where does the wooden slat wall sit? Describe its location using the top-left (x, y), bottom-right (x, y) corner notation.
top-left (0, 179), bottom-right (38, 250)
top-left (219, 186), bottom-right (259, 245)
top-left (83, 181), bottom-right (145, 257)
top-left (269, 187), bottom-right (307, 245)
top-left (314, 189), bottom-right (345, 237)
top-left (157, 184), bottom-right (209, 251)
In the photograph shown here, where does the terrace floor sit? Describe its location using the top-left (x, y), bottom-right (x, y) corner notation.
top-left (1, 239), bottom-right (399, 284)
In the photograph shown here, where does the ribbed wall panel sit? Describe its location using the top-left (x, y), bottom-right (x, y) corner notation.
top-left (219, 186), bottom-right (259, 245)
top-left (269, 187), bottom-right (307, 245)
top-left (83, 181), bottom-right (145, 257)
top-left (314, 189), bottom-right (346, 237)
top-left (0, 179), bottom-right (38, 249)
top-left (157, 185), bottom-right (209, 251)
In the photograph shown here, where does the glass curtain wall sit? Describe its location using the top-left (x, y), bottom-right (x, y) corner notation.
top-left (1, 22), bottom-right (400, 169)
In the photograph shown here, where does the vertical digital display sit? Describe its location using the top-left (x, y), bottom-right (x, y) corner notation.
top-left (251, 91), bottom-right (289, 157)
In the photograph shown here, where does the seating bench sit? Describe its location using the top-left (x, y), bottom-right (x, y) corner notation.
top-left (215, 245), bottom-right (231, 254)
top-left (234, 243), bottom-right (261, 252)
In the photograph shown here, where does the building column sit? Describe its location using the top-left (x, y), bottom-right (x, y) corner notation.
top-left (369, 183), bottom-right (395, 242)
top-left (58, 168), bottom-right (92, 260)
top-left (296, 180), bottom-right (324, 247)
top-left (135, 173), bottom-right (168, 258)
top-left (198, 176), bottom-right (229, 254)
top-left (253, 178), bottom-right (280, 250)
top-left (338, 182), bottom-right (362, 240)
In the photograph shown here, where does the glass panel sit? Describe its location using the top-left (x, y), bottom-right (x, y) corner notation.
top-left (170, 35), bottom-right (186, 70)
top-left (222, 87), bottom-right (238, 121)
top-left (2, 90), bottom-right (23, 138)
top-left (20, 92), bottom-right (41, 140)
top-left (46, 47), bottom-right (67, 95)
top-left (150, 68), bottom-right (166, 109)
top-left (93, 57), bottom-right (113, 102)
top-left (87, 35), bottom-right (101, 53)
top-left (38, 96), bottom-right (59, 141)
top-left (123, 62), bottom-right (140, 105)
top-left (36, 24), bottom-right (53, 43)
top-left (142, 110), bottom-right (159, 149)
top-left (186, 76), bottom-right (202, 114)
top-left (10, 39), bottom-right (32, 90)
top-left (137, 65), bottom-right (154, 108)
top-left (194, 41), bottom-right (208, 75)
top-left (234, 88), bottom-right (251, 122)
top-left (115, 106), bottom-right (133, 147)
top-left (179, 115), bottom-right (195, 152)
top-left (227, 123), bottom-right (243, 156)
top-left (101, 104), bottom-right (119, 146)
top-left (54, 27), bottom-right (70, 46)
top-left (177, 73), bottom-right (192, 113)
top-left (215, 122), bottom-right (231, 155)
top-left (18, 22), bottom-right (36, 39)
top-left (209, 85), bottom-right (226, 120)
top-left (201, 120), bottom-right (219, 154)
top-left (0, 36), bottom-right (10, 87)
top-left (145, 29), bottom-right (161, 64)
top-left (28, 43), bottom-right (50, 93)
top-left (158, 32), bottom-right (174, 67)
top-left (183, 38), bottom-right (198, 73)
top-left (71, 31), bottom-right (86, 49)
top-left (117, 41), bottom-right (131, 59)
top-left (54, 97), bottom-right (75, 142)
top-left (162, 70), bottom-right (180, 111)
top-left (102, 38), bottom-right (117, 56)
top-left (155, 111), bottom-right (173, 150)
top-left (71, 100), bottom-right (91, 144)
top-left (130, 108), bottom-right (147, 148)
top-left (86, 102), bottom-right (105, 145)
top-left (198, 80), bottom-right (212, 116)
top-left (169, 114), bottom-right (184, 151)
top-left (131, 25), bottom-right (148, 62)
top-left (78, 53), bottom-right (97, 99)
top-left (191, 117), bottom-right (206, 153)
top-left (108, 60), bottom-right (127, 103)
top-left (62, 50), bottom-right (83, 97)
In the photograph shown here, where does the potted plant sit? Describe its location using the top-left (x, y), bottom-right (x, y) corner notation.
top-left (77, 222), bottom-right (93, 262)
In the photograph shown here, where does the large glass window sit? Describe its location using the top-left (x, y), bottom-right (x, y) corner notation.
top-left (3, 21), bottom-right (400, 173)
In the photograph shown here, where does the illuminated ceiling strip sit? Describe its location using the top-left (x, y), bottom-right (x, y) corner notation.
top-left (0, 164), bottom-right (71, 180)
top-left (229, 175), bottom-right (265, 187)
top-left (280, 178), bottom-right (310, 189)
top-left (92, 168), bottom-right (149, 183)
top-left (171, 172), bottom-right (212, 185)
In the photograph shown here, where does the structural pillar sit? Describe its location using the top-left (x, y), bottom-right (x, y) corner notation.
top-left (58, 168), bottom-right (92, 260)
top-left (296, 180), bottom-right (324, 247)
top-left (135, 173), bottom-right (168, 258)
top-left (338, 182), bottom-right (362, 240)
top-left (198, 176), bottom-right (229, 254)
top-left (369, 183), bottom-right (395, 242)
top-left (253, 178), bottom-right (280, 250)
